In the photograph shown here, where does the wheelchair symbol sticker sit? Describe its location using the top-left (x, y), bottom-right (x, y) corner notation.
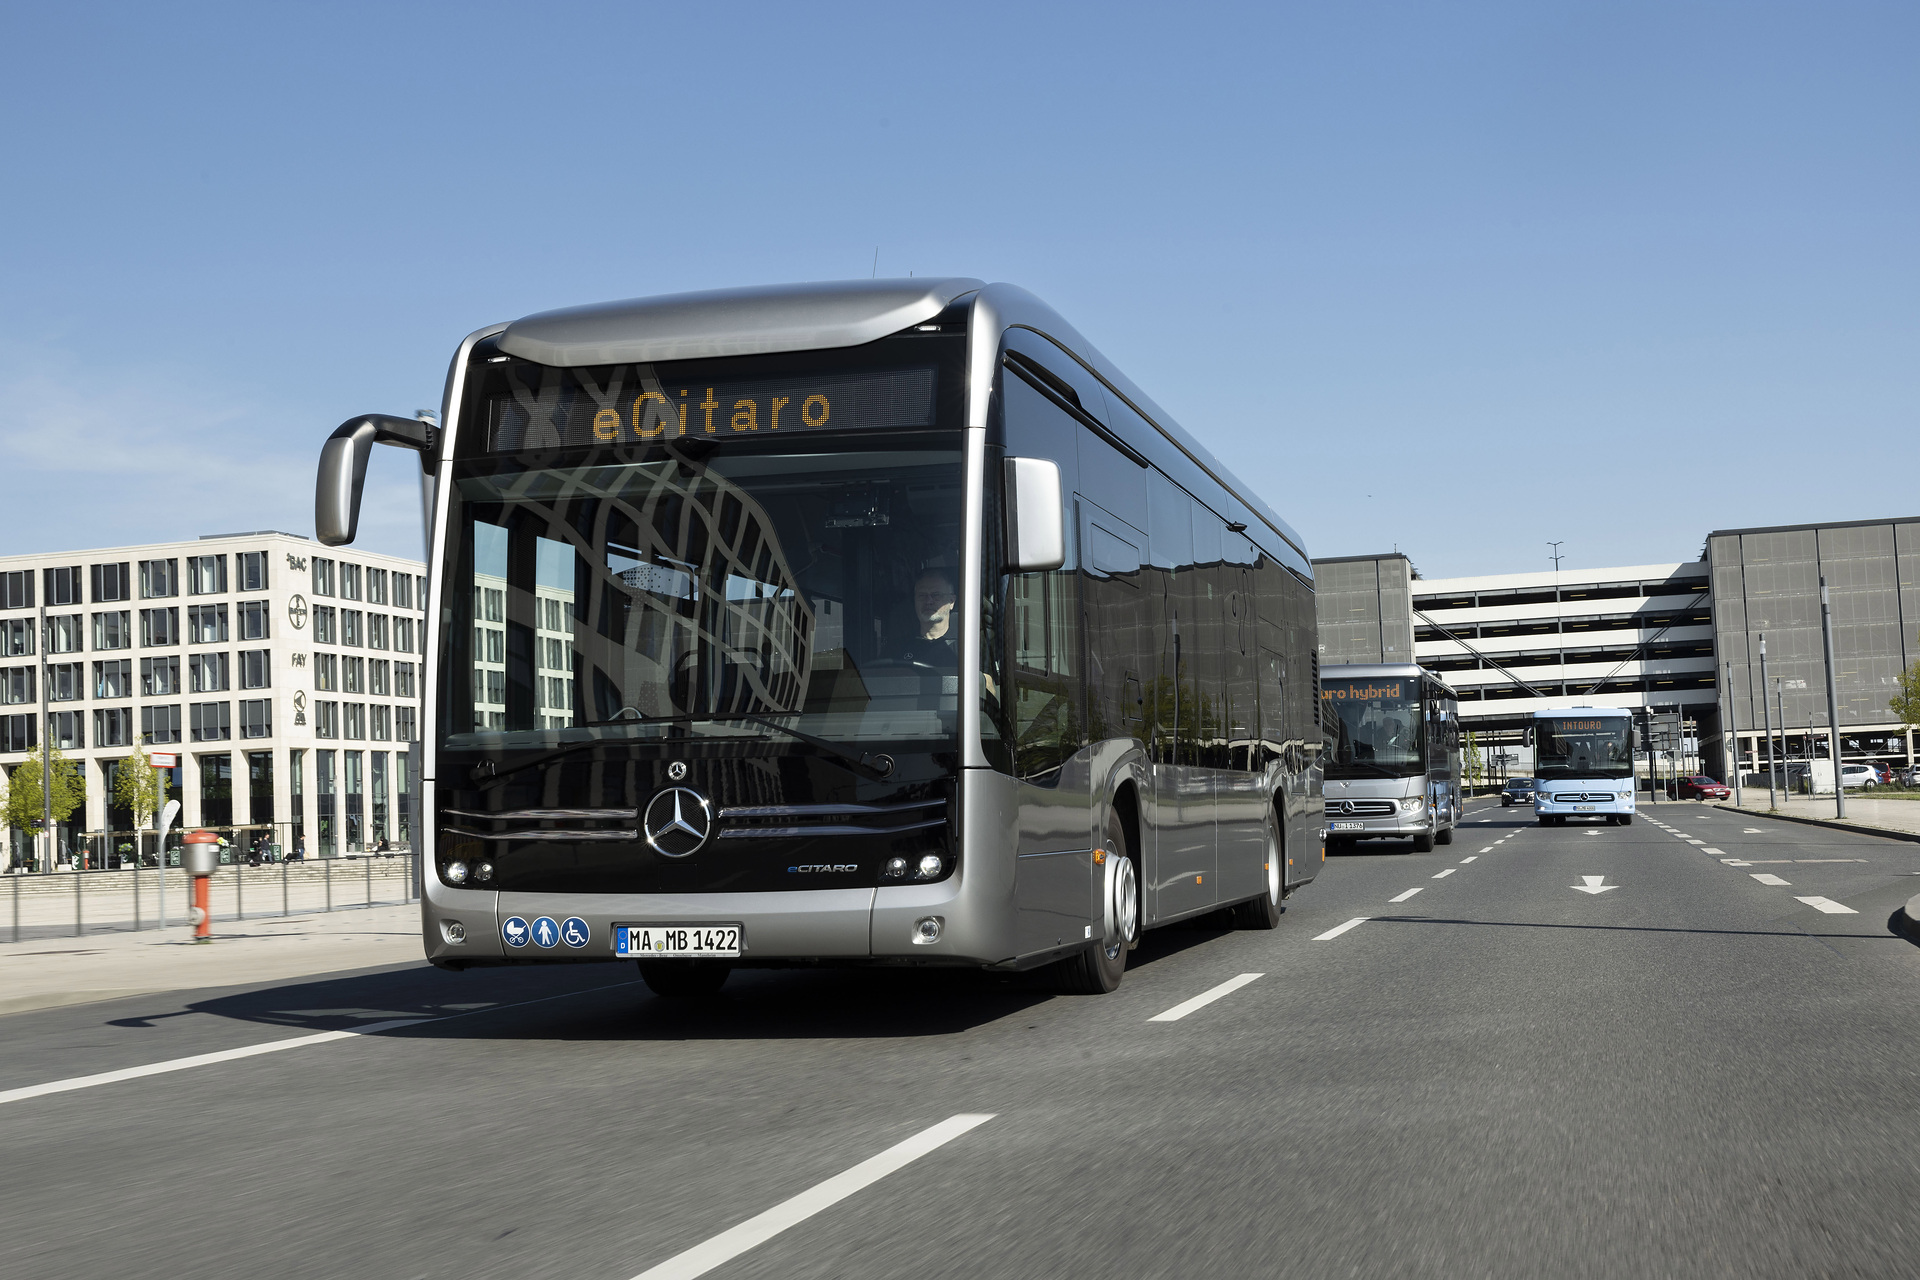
top-left (502, 916), bottom-right (530, 948)
top-left (530, 916), bottom-right (560, 948)
top-left (560, 917), bottom-right (590, 949)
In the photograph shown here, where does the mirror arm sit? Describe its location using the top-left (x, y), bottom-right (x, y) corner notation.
top-left (315, 414), bottom-right (440, 548)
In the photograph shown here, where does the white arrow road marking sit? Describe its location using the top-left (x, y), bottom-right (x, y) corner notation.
top-left (1750, 873), bottom-right (1791, 885)
top-left (1149, 973), bottom-right (1265, 1022)
top-left (1585, 830), bottom-right (1600, 836)
top-left (629, 1113), bottom-right (996, 1280)
top-left (1389, 887), bottom-right (1425, 903)
top-left (1573, 876), bottom-right (1619, 895)
top-left (1795, 896), bottom-right (1857, 914)
top-left (1314, 917), bottom-right (1369, 941)
top-left (1432, 868), bottom-right (1456, 878)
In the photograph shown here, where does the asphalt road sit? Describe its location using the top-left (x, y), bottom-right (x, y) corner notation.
top-left (6, 798), bottom-right (1920, 1279)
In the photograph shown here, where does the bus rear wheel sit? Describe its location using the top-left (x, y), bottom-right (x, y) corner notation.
top-left (1055, 811), bottom-right (1137, 994)
top-left (638, 959), bottom-right (732, 999)
top-left (1233, 809), bottom-right (1285, 930)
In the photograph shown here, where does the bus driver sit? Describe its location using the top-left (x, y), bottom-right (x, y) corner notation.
top-left (900, 568), bottom-right (958, 666)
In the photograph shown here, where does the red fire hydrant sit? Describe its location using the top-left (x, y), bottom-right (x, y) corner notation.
top-left (182, 830), bottom-right (220, 942)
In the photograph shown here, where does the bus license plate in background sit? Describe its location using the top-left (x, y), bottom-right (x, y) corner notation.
top-left (1330, 821), bottom-right (1365, 832)
top-left (1575, 805), bottom-right (1595, 812)
top-left (618, 925), bottom-right (741, 958)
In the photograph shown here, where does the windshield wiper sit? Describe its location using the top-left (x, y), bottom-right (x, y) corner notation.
top-left (471, 711), bottom-right (894, 788)
top-left (1328, 760), bottom-right (1405, 779)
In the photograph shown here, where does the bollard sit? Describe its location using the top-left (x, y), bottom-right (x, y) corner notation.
top-left (182, 830), bottom-right (220, 943)
top-left (365, 855), bottom-right (372, 906)
top-left (282, 856), bottom-right (289, 917)
top-left (325, 857), bottom-right (332, 911)
top-left (75, 866), bottom-right (83, 938)
top-left (236, 857), bottom-right (244, 923)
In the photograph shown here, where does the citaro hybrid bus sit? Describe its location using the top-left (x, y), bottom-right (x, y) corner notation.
top-left (315, 279), bottom-right (1325, 996)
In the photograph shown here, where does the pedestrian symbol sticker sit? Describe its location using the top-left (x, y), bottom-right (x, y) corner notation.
top-left (560, 917), bottom-right (590, 949)
top-left (531, 916), bottom-right (560, 948)
top-left (502, 916), bottom-right (530, 948)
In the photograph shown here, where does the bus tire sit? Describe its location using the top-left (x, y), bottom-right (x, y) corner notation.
top-left (638, 959), bottom-right (732, 999)
top-left (1411, 821), bottom-right (1435, 854)
top-left (1435, 824), bottom-right (1454, 846)
top-left (1618, 815), bottom-right (1633, 826)
top-left (1233, 810), bottom-right (1285, 930)
top-left (1055, 811), bottom-right (1137, 993)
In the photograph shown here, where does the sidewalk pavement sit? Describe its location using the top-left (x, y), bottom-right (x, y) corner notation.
top-left (1716, 791), bottom-right (1920, 842)
top-left (0, 903), bottom-right (429, 1018)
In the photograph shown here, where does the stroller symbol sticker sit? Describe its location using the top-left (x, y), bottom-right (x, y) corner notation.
top-left (502, 916), bottom-right (530, 948)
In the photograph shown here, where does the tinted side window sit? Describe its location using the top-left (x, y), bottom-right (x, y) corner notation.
top-left (1000, 373), bottom-right (1083, 780)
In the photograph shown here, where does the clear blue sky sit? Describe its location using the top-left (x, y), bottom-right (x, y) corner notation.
top-left (2, 2), bottom-right (1912, 578)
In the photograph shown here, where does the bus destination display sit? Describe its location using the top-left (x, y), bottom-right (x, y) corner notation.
top-left (488, 364), bottom-right (938, 452)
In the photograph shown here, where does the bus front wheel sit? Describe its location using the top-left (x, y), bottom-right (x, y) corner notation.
top-left (1054, 811), bottom-right (1137, 993)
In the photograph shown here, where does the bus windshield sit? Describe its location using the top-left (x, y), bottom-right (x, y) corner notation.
top-left (1323, 676), bottom-right (1425, 778)
top-left (441, 436), bottom-right (967, 756)
top-left (1535, 716), bottom-right (1634, 779)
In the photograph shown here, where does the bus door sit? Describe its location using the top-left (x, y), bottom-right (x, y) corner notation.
top-left (1148, 474), bottom-right (1214, 919)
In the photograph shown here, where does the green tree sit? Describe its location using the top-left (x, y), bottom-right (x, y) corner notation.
top-left (1890, 659), bottom-right (1920, 732)
top-left (1465, 730), bottom-right (1484, 790)
top-left (3, 743), bottom-right (86, 856)
top-left (112, 741), bottom-right (166, 829)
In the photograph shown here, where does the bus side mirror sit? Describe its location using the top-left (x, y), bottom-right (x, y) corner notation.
top-left (1003, 457), bottom-right (1065, 572)
top-left (315, 414), bottom-right (438, 547)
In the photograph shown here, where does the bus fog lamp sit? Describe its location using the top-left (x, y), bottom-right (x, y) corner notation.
top-left (885, 857), bottom-right (909, 878)
top-left (441, 920), bottom-right (467, 944)
top-left (916, 854), bottom-right (943, 878)
top-left (913, 916), bottom-right (943, 945)
top-left (445, 860), bottom-right (469, 885)
top-left (475, 862), bottom-right (494, 883)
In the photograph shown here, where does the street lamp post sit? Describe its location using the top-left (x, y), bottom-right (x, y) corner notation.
top-left (1725, 659), bottom-right (1742, 807)
top-left (1759, 634), bottom-right (1777, 810)
top-left (1820, 577), bottom-right (1846, 821)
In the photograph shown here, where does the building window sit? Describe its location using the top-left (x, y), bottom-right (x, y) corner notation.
top-left (46, 615), bottom-right (81, 653)
top-left (237, 551), bottom-right (269, 591)
top-left (1, 666), bottom-right (33, 704)
top-left (344, 750), bottom-right (364, 850)
top-left (342, 609), bottom-right (362, 647)
top-left (315, 652), bottom-right (337, 691)
top-left (392, 574), bottom-right (413, 610)
top-left (141, 607), bottom-right (179, 646)
top-left (188, 603), bottom-right (229, 644)
top-left (238, 599), bottom-right (270, 640)
top-left (367, 613), bottom-right (389, 650)
top-left (0, 570), bottom-right (33, 610)
top-left (369, 659), bottom-right (390, 696)
top-left (317, 749), bottom-right (336, 856)
top-left (45, 565), bottom-right (82, 606)
top-left (140, 558), bottom-right (178, 599)
top-left (189, 652), bottom-right (230, 692)
top-left (371, 704), bottom-right (392, 740)
top-left (396, 706), bottom-right (417, 741)
top-left (371, 750), bottom-right (389, 845)
top-left (141, 655), bottom-right (181, 696)
top-left (49, 710), bottom-right (83, 749)
top-left (367, 568), bottom-right (388, 605)
top-left (92, 611), bottom-right (132, 650)
top-left (393, 616), bottom-right (414, 654)
top-left (48, 663), bottom-right (82, 702)
top-left (313, 605), bottom-right (336, 644)
top-left (315, 700), bottom-right (339, 738)
top-left (312, 558), bottom-right (336, 597)
top-left (94, 659), bottom-right (132, 699)
top-left (290, 748), bottom-right (305, 854)
top-left (478, 586), bottom-right (504, 623)
top-left (416, 576), bottom-right (428, 610)
top-left (141, 704), bottom-right (182, 744)
top-left (393, 661), bottom-right (415, 698)
top-left (199, 752), bottom-right (233, 826)
top-left (187, 555), bottom-right (227, 595)
top-left (2, 714), bottom-right (37, 753)
top-left (1, 618), bottom-right (32, 657)
top-left (239, 699), bottom-right (272, 739)
top-left (344, 702), bottom-right (366, 739)
top-left (190, 701), bottom-right (231, 742)
top-left (93, 707), bottom-right (131, 747)
top-left (341, 563), bottom-right (362, 601)
top-left (239, 650), bottom-right (269, 689)
top-left (91, 562), bottom-right (131, 603)
top-left (343, 655), bottom-right (364, 694)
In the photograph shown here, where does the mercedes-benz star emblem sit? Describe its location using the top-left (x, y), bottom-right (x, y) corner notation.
top-left (667, 760), bottom-right (688, 781)
top-left (643, 787), bottom-right (713, 857)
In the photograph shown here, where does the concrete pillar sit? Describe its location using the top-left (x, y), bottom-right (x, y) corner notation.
top-left (182, 751), bottom-right (203, 827)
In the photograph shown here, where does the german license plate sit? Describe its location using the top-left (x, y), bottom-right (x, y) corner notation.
top-left (617, 925), bottom-right (741, 958)
top-left (1330, 821), bottom-right (1365, 832)
top-left (1575, 805), bottom-right (1595, 812)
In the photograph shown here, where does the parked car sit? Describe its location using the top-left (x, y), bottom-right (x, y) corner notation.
top-left (1668, 775), bottom-right (1731, 800)
top-left (1500, 778), bottom-right (1537, 807)
top-left (1841, 763), bottom-right (1880, 789)
top-left (1898, 765), bottom-right (1920, 789)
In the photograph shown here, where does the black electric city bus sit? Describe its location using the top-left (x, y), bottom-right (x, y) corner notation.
top-left (315, 279), bottom-right (1325, 995)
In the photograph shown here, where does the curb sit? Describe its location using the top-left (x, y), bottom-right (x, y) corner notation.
top-left (1890, 907), bottom-right (1920, 949)
top-left (1714, 804), bottom-right (1920, 846)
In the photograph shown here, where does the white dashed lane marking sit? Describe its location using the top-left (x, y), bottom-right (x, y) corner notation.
top-left (1432, 868), bottom-right (1456, 879)
top-left (1796, 897), bottom-right (1858, 914)
top-left (1314, 917), bottom-right (1369, 941)
top-left (1148, 973), bottom-right (1265, 1022)
top-left (1389, 888), bottom-right (1425, 903)
top-left (1750, 873), bottom-right (1792, 886)
top-left (1460, 856), bottom-right (1478, 864)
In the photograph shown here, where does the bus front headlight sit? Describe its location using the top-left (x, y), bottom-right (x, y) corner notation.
top-left (1400, 797), bottom-right (1424, 811)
